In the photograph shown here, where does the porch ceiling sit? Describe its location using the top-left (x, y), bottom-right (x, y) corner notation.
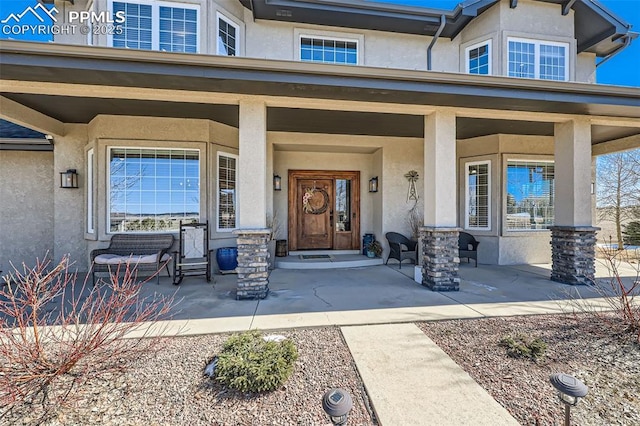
top-left (2, 93), bottom-right (635, 144)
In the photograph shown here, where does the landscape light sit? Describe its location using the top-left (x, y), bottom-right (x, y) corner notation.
top-left (322, 388), bottom-right (353, 425)
top-left (549, 373), bottom-right (588, 426)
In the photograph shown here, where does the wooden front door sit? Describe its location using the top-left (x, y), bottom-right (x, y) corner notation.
top-left (289, 170), bottom-right (360, 251)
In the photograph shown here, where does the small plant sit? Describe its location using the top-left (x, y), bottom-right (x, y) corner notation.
top-left (366, 240), bottom-right (383, 257)
top-left (214, 330), bottom-right (298, 393)
top-left (499, 334), bottom-right (547, 361)
top-left (0, 255), bottom-right (176, 422)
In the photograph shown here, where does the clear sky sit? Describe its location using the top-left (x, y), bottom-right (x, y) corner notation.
top-left (0, 0), bottom-right (638, 86)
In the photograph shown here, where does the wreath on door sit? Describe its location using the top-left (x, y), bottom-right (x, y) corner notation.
top-left (302, 187), bottom-right (329, 214)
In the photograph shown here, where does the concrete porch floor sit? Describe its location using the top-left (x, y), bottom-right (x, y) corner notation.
top-left (137, 259), bottom-right (638, 326)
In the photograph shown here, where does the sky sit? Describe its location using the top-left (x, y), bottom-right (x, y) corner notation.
top-left (0, 0), bottom-right (638, 86)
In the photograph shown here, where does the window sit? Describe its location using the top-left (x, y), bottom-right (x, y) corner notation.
top-left (87, 148), bottom-right (94, 234)
top-left (217, 13), bottom-right (238, 56)
top-left (300, 36), bottom-right (357, 65)
top-left (217, 153), bottom-right (238, 231)
top-left (112, 1), bottom-right (199, 53)
top-left (506, 160), bottom-right (555, 231)
top-left (108, 148), bottom-right (200, 233)
top-left (508, 38), bottom-right (568, 81)
top-left (465, 161), bottom-right (491, 230)
top-left (466, 41), bottom-right (491, 75)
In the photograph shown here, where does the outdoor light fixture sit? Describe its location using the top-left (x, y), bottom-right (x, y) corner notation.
top-left (59, 169), bottom-right (79, 189)
top-left (273, 174), bottom-right (282, 191)
top-left (368, 176), bottom-right (378, 193)
top-left (322, 388), bottom-right (353, 426)
top-left (549, 373), bottom-right (588, 426)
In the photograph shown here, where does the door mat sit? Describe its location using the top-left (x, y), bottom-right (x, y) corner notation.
top-left (299, 254), bottom-right (332, 260)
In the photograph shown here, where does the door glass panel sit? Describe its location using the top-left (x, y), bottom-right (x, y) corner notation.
top-left (335, 179), bottom-right (351, 231)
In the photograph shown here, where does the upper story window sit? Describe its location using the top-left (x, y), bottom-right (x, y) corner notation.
top-left (466, 41), bottom-right (491, 75)
top-left (506, 160), bottom-right (554, 231)
top-left (300, 36), bottom-right (357, 65)
top-left (217, 13), bottom-right (239, 56)
top-left (108, 147), bottom-right (200, 233)
top-left (465, 161), bottom-right (491, 230)
top-left (508, 38), bottom-right (568, 81)
top-left (111, 1), bottom-right (199, 53)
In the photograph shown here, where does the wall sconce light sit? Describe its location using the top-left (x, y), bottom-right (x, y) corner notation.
top-left (59, 169), bottom-right (79, 189)
top-left (590, 182), bottom-right (595, 195)
top-left (549, 373), bottom-right (588, 426)
top-left (322, 388), bottom-right (353, 426)
top-left (273, 174), bottom-right (282, 191)
top-left (368, 176), bottom-right (378, 193)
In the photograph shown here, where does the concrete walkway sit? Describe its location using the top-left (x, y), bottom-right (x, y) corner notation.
top-left (342, 323), bottom-right (519, 425)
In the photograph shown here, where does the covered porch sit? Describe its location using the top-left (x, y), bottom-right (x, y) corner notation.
top-left (1, 41), bottom-right (639, 299)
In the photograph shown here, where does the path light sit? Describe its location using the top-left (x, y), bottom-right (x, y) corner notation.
top-left (322, 388), bottom-right (353, 425)
top-left (549, 373), bottom-right (588, 426)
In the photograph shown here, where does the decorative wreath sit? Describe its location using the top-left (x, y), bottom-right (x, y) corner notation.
top-left (302, 187), bottom-right (329, 214)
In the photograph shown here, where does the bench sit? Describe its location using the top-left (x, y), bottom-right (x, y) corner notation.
top-left (90, 234), bottom-right (174, 285)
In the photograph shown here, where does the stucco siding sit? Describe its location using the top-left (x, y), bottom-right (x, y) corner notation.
top-left (0, 150), bottom-right (54, 272)
top-left (499, 234), bottom-right (552, 264)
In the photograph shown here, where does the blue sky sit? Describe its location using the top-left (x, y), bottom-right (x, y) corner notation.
top-left (0, 0), bottom-right (638, 86)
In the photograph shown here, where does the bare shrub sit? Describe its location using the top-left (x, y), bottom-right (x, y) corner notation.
top-left (0, 255), bottom-right (177, 422)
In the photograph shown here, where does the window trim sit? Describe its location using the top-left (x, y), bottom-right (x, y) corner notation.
top-left (507, 37), bottom-right (569, 81)
top-left (216, 151), bottom-right (238, 233)
top-left (87, 148), bottom-right (95, 234)
top-left (465, 160), bottom-right (491, 231)
top-left (298, 34), bottom-right (360, 65)
top-left (465, 40), bottom-right (492, 75)
top-left (106, 146), bottom-right (201, 234)
top-left (504, 157), bottom-right (555, 233)
top-left (216, 11), bottom-right (240, 56)
top-left (108, 0), bottom-right (200, 53)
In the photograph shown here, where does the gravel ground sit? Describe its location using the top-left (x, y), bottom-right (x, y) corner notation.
top-left (418, 313), bottom-right (640, 426)
top-left (6, 327), bottom-right (376, 426)
top-left (6, 314), bottom-right (638, 425)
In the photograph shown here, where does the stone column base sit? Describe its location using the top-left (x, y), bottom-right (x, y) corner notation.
top-left (233, 229), bottom-right (271, 299)
top-left (420, 227), bottom-right (460, 291)
top-left (550, 226), bottom-right (599, 285)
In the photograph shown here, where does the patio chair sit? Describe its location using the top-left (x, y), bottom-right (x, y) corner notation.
top-left (385, 232), bottom-right (417, 269)
top-left (458, 231), bottom-right (479, 267)
top-left (172, 221), bottom-right (212, 285)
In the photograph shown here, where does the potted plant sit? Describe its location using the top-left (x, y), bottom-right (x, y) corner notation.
top-left (366, 240), bottom-right (383, 258)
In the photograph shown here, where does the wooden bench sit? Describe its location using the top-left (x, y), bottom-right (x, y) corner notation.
top-left (90, 234), bottom-right (174, 285)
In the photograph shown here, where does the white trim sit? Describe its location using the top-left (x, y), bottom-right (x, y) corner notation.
top-left (297, 33), bottom-right (360, 65)
top-left (464, 160), bottom-right (491, 231)
top-left (107, 0), bottom-right (200, 53)
top-left (465, 40), bottom-right (492, 75)
top-left (106, 146), bottom-right (201, 234)
top-left (216, 151), bottom-right (238, 232)
top-left (216, 11), bottom-right (240, 56)
top-left (507, 37), bottom-right (569, 81)
top-left (87, 148), bottom-right (95, 234)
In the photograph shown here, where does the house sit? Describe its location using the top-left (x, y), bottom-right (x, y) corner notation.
top-left (1, 0), bottom-right (639, 298)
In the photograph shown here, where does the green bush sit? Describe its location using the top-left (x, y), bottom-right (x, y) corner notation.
top-left (623, 221), bottom-right (640, 246)
top-left (499, 334), bottom-right (547, 361)
top-left (214, 330), bottom-right (298, 393)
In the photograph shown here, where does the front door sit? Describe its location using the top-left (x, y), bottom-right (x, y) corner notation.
top-left (288, 170), bottom-right (360, 251)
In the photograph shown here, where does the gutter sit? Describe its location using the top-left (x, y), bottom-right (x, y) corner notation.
top-left (596, 34), bottom-right (633, 68)
top-left (427, 15), bottom-right (446, 71)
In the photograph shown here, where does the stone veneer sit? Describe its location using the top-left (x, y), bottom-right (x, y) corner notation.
top-left (420, 227), bottom-right (460, 291)
top-left (233, 229), bottom-right (271, 299)
top-left (550, 226), bottom-right (599, 285)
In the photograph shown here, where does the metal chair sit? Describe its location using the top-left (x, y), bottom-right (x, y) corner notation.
top-left (173, 221), bottom-right (211, 285)
top-left (385, 232), bottom-right (417, 269)
top-left (458, 231), bottom-right (480, 267)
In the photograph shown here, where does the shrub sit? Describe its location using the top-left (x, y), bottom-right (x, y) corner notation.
top-left (214, 330), bottom-right (298, 393)
top-left (0, 255), bottom-right (176, 422)
top-left (499, 334), bottom-right (547, 361)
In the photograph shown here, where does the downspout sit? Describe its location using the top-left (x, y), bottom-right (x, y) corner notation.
top-left (596, 36), bottom-right (631, 68)
top-left (427, 15), bottom-right (446, 71)
top-left (249, 0), bottom-right (256, 22)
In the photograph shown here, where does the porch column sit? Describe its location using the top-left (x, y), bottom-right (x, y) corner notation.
top-left (551, 119), bottom-right (598, 285)
top-left (421, 110), bottom-right (460, 291)
top-left (235, 99), bottom-right (269, 299)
